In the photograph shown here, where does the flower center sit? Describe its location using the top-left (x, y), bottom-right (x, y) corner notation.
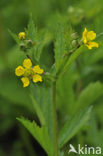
top-left (24, 68), bottom-right (33, 77)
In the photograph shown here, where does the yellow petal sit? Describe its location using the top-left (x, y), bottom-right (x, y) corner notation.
top-left (21, 77), bottom-right (30, 87)
top-left (86, 42), bottom-right (99, 50)
top-left (15, 66), bottom-right (25, 76)
top-left (33, 74), bottom-right (42, 83)
top-left (33, 65), bottom-right (44, 74)
top-left (23, 59), bottom-right (32, 69)
top-left (87, 31), bottom-right (96, 41)
top-left (83, 28), bottom-right (88, 44)
top-left (19, 32), bottom-right (26, 40)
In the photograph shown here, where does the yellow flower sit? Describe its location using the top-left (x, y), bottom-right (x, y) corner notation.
top-left (15, 58), bottom-right (43, 87)
top-left (19, 32), bottom-right (26, 40)
top-left (83, 28), bottom-right (99, 49)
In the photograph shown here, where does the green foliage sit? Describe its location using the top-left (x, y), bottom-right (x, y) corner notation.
top-left (26, 15), bottom-right (37, 42)
top-left (59, 106), bottom-right (92, 148)
top-left (59, 46), bottom-right (85, 77)
top-left (54, 23), bottom-right (66, 73)
top-left (30, 95), bottom-right (46, 126)
top-left (17, 117), bottom-right (53, 156)
top-left (57, 66), bottom-right (77, 115)
top-left (0, 75), bottom-right (32, 111)
top-left (30, 84), bottom-right (54, 144)
top-left (8, 30), bottom-right (20, 44)
top-left (1, 0), bottom-right (103, 155)
top-left (75, 82), bottom-right (103, 112)
top-left (26, 16), bottom-right (52, 62)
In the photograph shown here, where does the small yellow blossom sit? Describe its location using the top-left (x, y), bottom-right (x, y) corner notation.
top-left (33, 74), bottom-right (42, 83)
top-left (21, 77), bottom-right (30, 87)
top-left (15, 66), bottom-right (25, 76)
top-left (15, 58), bottom-right (43, 87)
top-left (83, 28), bottom-right (99, 49)
top-left (23, 59), bottom-right (32, 69)
top-left (33, 65), bottom-right (44, 74)
top-left (19, 32), bottom-right (26, 40)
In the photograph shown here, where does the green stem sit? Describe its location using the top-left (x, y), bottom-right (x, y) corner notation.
top-left (57, 46), bottom-right (84, 78)
top-left (52, 81), bottom-right (59, 156)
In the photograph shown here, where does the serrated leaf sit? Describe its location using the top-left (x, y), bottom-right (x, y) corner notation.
top-left (26, 17), bottom-right (48, 61)
top-left (30, 84), bottom-right (54, 145)
top-left (54, 23), bottom-right (66, 72)
top-left (59, 106), bottom-right (92, 148)
top-left (33, 30), bottom-right (49, 61)
top-left (17, 117), bottom-right (53, 156)
top-left (26, 15), bottom-right (37, 42)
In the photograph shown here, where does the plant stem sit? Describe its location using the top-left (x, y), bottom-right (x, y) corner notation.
top-left (57, 46), bottom-right (84, 78)
top-left (52, 81), bottom-right (59, 156)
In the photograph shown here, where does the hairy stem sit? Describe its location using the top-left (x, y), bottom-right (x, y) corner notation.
top-left (52, 81), bottom-right (59, 156)
top-left (57, 46), bottom-right (84, 78)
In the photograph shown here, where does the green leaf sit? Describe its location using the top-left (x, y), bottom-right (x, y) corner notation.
top-left (59, 106), bottom-right (93, 148)
top-left (88, 112), bottom-right (102, 146)
top-left (83, 48), bottom-right (103, 65)
top-left (8, 29), bottom-right (20, 44)
top-left (33, 30), bottom-right (49, 61)
top-left (30, 84), bottom-right (54, 144)
top-left (17, 117), bottom-right (53, 156)
top-left (30, 95), bottom-right (46, 126)
top-left (59, 46), bottom-right (85, 77)
top-left (54, 23), bottom-right (66, 72)
top-left (27, 17), bottom-right (48, 61)
top-left (75, 81), bottom-right (103, 112)
top-left (26, 15), bottom-right (37, 42)
top-left (57, 67), bottom-right (77, 115)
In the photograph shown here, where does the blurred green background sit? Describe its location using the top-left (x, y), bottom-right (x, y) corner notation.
top-left (0, 0), bottom-right (103, 155)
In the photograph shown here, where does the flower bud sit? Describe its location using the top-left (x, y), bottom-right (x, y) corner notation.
top-left (27, 40), bottom-right (33, 47)
top-left (71, 32), bottom-right (79, 40)
top-left (19, 32), bottom-right (26, 40)
top-left (20, 43), bottom-right (27, 51)
top-left (71, 40), bottom-right (78, 48)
